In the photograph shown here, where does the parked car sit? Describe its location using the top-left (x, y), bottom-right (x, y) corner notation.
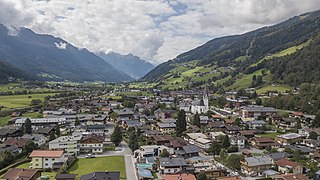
top-left (86, 154), bottom-right (95, 158)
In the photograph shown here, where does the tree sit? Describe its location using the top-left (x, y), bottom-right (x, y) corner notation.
top-left (255, 98), bottom-right (262, 105)
top-left (24, 118), bottom-right (32, 134)
top-left (160, 149), bottom-right (170, 157)
top-left (222, 135), bottom-right (230, 148)
top-left (309, 131), bottom-right (318, 140)
top-left (234, 118), bottom-right (241, 126)
top-left (75, 117), bottom-right (80, 126)
top-left (312, 110), bottom-right (320, 127)
top-left (111, 125), bottom-right (123, 146)
top-left (296, 118), bottom-right (302, 129)
top-left (219, 149), bottom-right (227, 160)
top-left (226, 154), bottom-right (243, 170)
top-left (109, 112), bottom-right (119, 121)
top-left (196, 172), bottom-right (207, 180)
top-left (23, 141), bottom-right (37, 154)
top-left (124, 100), bottom-right (135, 108)
top-left (176, 110), bottom-right (186, 136)
top-left (208, 141), bottom-right (221, 155)
top-left (55, 125), bottom-right (61, 137)
top-left (128, 131), bottom-right (139, 151)
top-left (49, 131), bottom-right (56, 141)
top-left (193, 112), bottom-right (201, 128)
top-left (31, 99), bottom-right (42, 106)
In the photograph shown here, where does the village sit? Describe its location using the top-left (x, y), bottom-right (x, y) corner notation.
top-left (0, 83), bottom-right (319, 180)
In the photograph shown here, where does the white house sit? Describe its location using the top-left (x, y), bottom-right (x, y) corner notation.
top-left (49, 133), bottom-right (82, 156)
top-left (21, 134), bottom-right (47, 146)
top-left (29, 150), bottom-right (66, 169)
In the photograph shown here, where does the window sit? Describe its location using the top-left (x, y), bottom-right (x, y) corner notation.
top-left (45, 163), bottom-right (48, 166)
top-left (45, 158), bottom-right (48, 160)
top-left (35, 159), bottom-right (39, 161)
top-left (52, 158), bottom-right (55, 161)
top-left (35, 164), bottom-right (39, 166)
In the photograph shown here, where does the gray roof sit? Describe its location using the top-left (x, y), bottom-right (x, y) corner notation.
top-left (243, 106), bottom-right (277, 113)
top-left (248, 120), bottom-right (266, 125)
top-left (182, 145), bottom-right (201, 154)
top-left (80, 172), bottom-right (120, 180)
top-left (158, 123), bottom-right (176, 128)
top-left (159, 157), bottom-right (187, 167)
top-left (266, 152), bottom-right (290, 161)
top-left (244, 156), bottom-right (272, 166)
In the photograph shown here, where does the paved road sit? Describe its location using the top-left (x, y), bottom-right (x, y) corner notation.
top-left (78, 121), bottom-right (138, 180)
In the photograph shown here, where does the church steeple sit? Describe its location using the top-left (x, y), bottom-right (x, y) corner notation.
top-left (203, 84), bottom-right (209, 107)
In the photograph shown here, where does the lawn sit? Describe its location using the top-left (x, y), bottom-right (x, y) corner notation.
top-left (0, 116), bottom-right (11, 126)
top-left (229, 69), bottom-right (269, 90)
top-left (0, 93), bottom-right (56, 109)
top-left (16, 162), bottom-right (31, 169)
top-left (68, 156), bottom-right (126, 179)
top-left (256, 132), bottom-right (284, 138)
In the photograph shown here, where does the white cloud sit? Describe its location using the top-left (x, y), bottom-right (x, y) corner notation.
top-left (54, 42), bottom-right (67, 49)
top-left (0, 0), bottom-right (320, 64)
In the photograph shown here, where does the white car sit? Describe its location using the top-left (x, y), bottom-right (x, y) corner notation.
top-left (86, 154), bottom-right (95, 158)
top-left (115, 147), bottom-right (122, 151)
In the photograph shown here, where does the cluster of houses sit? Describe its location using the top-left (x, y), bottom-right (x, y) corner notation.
top-left (1, 86), bottom-right (320, 180)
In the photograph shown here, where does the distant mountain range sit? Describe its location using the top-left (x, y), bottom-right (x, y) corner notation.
top-left (97, 52), bottom-right (154, 80)
top-left (142, 10), bottom-right (320, 91)
top-left (0, 25), bottom-right (133, 83)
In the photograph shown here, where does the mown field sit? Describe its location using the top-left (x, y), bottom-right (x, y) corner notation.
top-left (68, 156), bottom-right (126, 180)
top-left (0, 93), bottom-right (56, 109)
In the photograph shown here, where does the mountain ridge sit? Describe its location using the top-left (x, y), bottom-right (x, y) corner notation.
top-left (0, 25), bottom-right (134, 83)
top-left (97, 52), bottom-right (154, 80)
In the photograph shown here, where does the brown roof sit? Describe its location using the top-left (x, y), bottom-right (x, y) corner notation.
top-left (152, 135), bottom-right (174, 142)
top-left (239, 130), bottom-right (256, 136)
top-left (169, 138), bottom-right (188, 148)
top-left (276, 158), bottom-right (300, 168)
top-left (29, 150), bottom-right (64, 158)
top-left (253, 137), bottom-right (275, 143)
top-left (81, 134), bottom-right (104, 143)
top-left (164, 174), bottom-right (196, 180)
top-left (4, 138), bottom-right (29, 148)
top-left (1, 168), bottom-right (39, 180)
top-left (281, 174), bottom-right (309, 180)
top-left (217, 176), bottom-right (241, 180)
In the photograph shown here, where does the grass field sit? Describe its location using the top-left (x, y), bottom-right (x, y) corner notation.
top-left (0, 116), bottom-right (11, 126)
top-left (0, 93), bottom-right (56, 109)
top-left (229, 69), bottom-right (269, 90)
top-left (0, 112), bottom-right (42, 127)
top-left (16, 162), bottom-right (31, 168)
top-left (256, 132), bottom-right (284, 138)
top-left (256, 85), bottom-right (292, 94)
top-left (68, 156), bottom-right (126, 179)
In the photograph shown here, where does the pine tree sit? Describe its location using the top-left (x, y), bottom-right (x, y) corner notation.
top-left (24, 118), bottom-right (32, 134)
top-left (128, 131), bottom-right (139, 151)
top-left (176, 110), bottom-right (186, 136)
top-left (222, 135), bottom-right (230, 148)
top-left (55, 125), bottom-right (61, 137)
top-left (75, 117), bottom-right (80, 126)
top-left (193, 112), bottom-right (201, 128)
top-left (49, 131), bottom-right (56, 141)
top-left (111, 125), bottom-right (123, 146)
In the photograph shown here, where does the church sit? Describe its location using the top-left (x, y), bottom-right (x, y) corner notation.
top-left (190, 90), bottom-right (209, 114)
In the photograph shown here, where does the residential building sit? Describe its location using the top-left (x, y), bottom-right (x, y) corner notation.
top-left (158, 157), bottom-right (188, 174)
top-left (240, 106), bottom-right (277, 118)
top-left (80, 134), bottom-right (104, 154)
top-left (14, 117), bottom-right (67, 129)
top-left (240, 156), bottom-right (272, 176)
top-left (164, 174), bottom-right (196, 180)
top-left (55, 174), bottom-right (77, 180)
top-left (1, 168), bottom-right (41, 180)
top-left (80, 172), bottom-right (120, 180)
top-left (29, 150), bottom-right (66, 169)
top-left (247, 120), bottom-right (266, 129)
top-left (275, 133), bottom-right (302, 145)
top-left (175, 145), bottom-right (201, 157)
top-left (21, 134), bottom-right (47, 146)
top-left (136, 145), bottom-right (173, 159)
top-left (49, 134), bottom-right (82, 156)
top-left (156, 123), bottom-right (176, 134)
top-left (276, 158), bottom-right (303, 174)
top-left (230, 136), bottom-right (246, 149)
top-left (251, 137), bottom-right (281, 149)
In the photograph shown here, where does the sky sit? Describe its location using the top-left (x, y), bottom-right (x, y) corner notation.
top-left (1, 0), bottom-right (320, 65)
